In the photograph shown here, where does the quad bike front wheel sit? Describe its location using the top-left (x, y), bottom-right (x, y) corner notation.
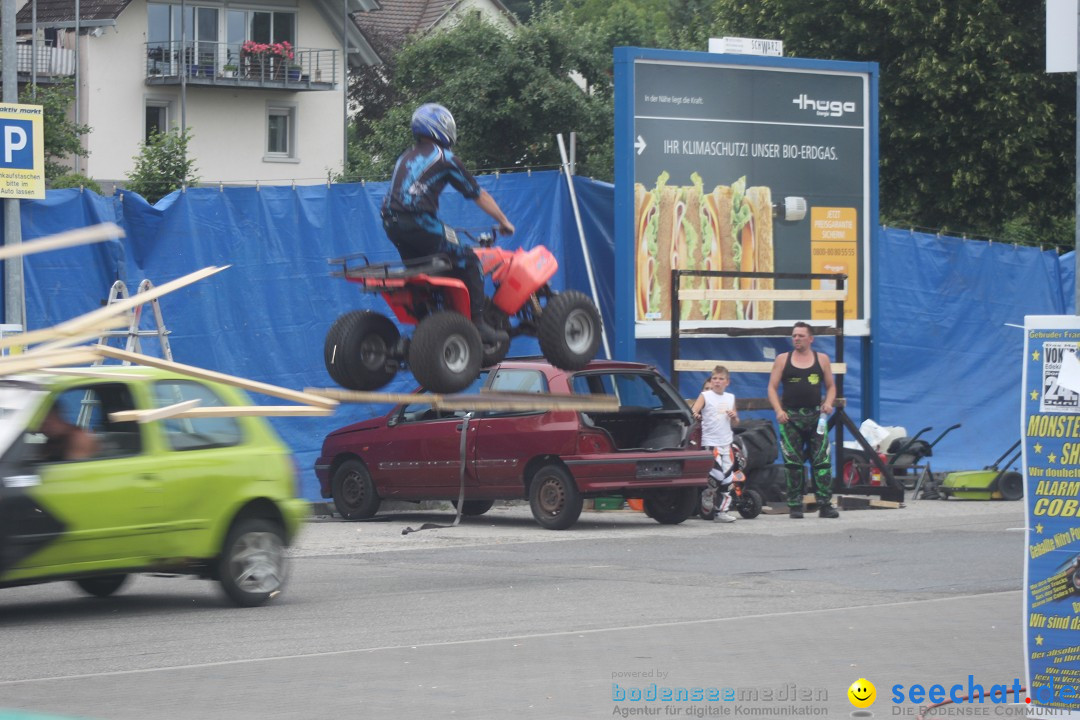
top-left (537, 290), bottom-right (602, 371)
top-left (325, 310), bottom-right (400, 390)
top-left (409, 311), bottom-right (483, 393)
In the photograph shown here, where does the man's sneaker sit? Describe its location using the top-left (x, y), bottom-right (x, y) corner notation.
top-left (714, 511), bottom-right (736, 523)
top-left (474, 318), bottom-right (509, 345)
top-left (789, 506), bottom-right (804, 519)
top-left (818, 503), bottom-right (839, 519)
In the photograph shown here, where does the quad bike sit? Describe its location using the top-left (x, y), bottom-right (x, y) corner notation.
top-left (325, 229), bottom-right (603, 394)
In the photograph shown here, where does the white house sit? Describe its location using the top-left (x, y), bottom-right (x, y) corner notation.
top-left (15, 0), bottom-right (379, 188)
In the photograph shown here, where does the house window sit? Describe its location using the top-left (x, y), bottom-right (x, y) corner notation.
top-left (145, 100), bottom-right (172, 140)
top-left (266, 104), bottom-right (297, 160)
top-left (147, 4), bottom-right (296, 73)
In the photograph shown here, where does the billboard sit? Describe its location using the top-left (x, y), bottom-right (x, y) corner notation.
top-left (613, 48), bottom-right (878, 353)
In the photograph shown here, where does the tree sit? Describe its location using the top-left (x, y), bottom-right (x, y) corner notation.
top-left (712, 0), bottom-right (1076, 246)
top-left (19, 80), bottom-right (91, 184)
top-left (125, 128), bottom-right (200, 204)
top-left (346, 9), bottom-right (615, 181)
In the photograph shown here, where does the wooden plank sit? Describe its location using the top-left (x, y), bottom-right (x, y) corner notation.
top-left (0, 266), bottom-right (230, 352)
top-left (37, 368), bottom-right (152, 380)
top-left (93, 346), bottom-right (339, 409)
top-left (675, 359), bottom-right (846, 374)
top-left (306, 387), bottom-right (620, 412)
top-left (32, 317), bottom-right (132, 353)
top-left (110, 405), bottom-right (335, 422)
top-left (679, 288), bottom-right (848, 302)
top-left (0, 222), bottom-right (124, 261)
top-left (678, 326), bottom-right (842, 337)
top-left (119, 399), bottom-right (203, 424)
top-left (0, 348), bottom-right (100, 376)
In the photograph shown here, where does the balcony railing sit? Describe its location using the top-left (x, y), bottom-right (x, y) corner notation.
top-left (0, 42), bottom-right (76, 77)
top-left (145, 41), bottom-right (338, 90)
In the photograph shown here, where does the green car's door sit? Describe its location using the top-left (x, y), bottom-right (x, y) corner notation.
top-left (17, 383), bottom-right (164, 570)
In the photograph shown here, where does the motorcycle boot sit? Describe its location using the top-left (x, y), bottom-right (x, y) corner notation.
top-left (818, 502), bottom-right (839, 519)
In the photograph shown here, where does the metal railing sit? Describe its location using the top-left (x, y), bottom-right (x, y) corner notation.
top-left (144, 41), bottom-right (338, 87)
top-left (0, 43), bottom-right (76, 76)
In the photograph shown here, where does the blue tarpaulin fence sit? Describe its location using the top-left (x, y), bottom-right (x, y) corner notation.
top-left (6, 173), bottom-right (1072, 498)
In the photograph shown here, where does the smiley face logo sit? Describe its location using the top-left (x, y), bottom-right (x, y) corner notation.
top-left (848, 678), bottom-right (876, 708)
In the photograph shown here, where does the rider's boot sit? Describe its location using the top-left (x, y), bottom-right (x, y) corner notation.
top-left (473, 315), bottom-right (509, 345)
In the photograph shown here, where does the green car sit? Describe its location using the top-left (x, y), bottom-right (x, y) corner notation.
top-left (0, 366), bottom-right (308, 607)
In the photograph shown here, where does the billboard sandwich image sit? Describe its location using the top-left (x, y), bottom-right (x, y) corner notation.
top-left (636, 172), bottom-right (775, 322)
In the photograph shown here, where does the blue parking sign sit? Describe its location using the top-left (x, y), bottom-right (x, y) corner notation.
top-left (0, 119), bottom-right (34, 170)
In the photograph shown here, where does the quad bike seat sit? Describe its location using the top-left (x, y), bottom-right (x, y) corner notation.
top-left (332, 253), bottom-right (455, 281)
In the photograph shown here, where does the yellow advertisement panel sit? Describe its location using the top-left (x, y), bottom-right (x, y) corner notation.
top-left (0, 104), bottom-right (45, 200)
top-left (810, 207), bottom-right (857, 320)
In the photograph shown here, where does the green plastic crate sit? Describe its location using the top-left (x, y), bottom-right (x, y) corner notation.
top-left (593, 497), bottom-right (625, 511)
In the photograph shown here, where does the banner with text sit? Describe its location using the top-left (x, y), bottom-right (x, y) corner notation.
top-left (1024, 315), bottom-right (1080, 716)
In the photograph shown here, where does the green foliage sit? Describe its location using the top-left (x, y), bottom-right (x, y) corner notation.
top-left (49, 172), bottom-right (103, 195)
top-left (712, 0), bottom-right (1076, 247)
top-left (19, 80), bottom-right (91, 183)
top-left (346, 8), bottom-right (616, 181)
top-left (125, 128), bottom-right (200, 204)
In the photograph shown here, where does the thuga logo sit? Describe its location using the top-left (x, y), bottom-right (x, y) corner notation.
top-left (792, 93), bottom-right (857, 118)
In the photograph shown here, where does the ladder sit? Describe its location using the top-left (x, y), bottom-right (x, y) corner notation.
top-left (94, 279), bottom-right (175, 362)
top-left (76, 280), bottom-right (175, 428)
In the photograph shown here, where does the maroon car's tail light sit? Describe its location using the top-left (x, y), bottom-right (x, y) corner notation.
top-left (576, 430), bottom-right (614, 454)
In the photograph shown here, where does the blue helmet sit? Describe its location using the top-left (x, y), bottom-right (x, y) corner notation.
top-left (411, 103), bottom-right (457, 148)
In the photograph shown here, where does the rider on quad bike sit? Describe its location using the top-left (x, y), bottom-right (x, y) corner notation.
top-left (380, 103), bottom-right (514, 346)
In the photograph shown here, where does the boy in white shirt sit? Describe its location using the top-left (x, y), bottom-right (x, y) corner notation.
top-left (691, 366), bottom-right (739, 523)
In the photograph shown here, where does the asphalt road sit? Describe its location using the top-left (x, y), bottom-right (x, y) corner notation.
top-left (0, 500), bottom-right (1028, 719)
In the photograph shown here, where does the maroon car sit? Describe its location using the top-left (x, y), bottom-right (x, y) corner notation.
top-left (315, 358), bottom-right (713, 529)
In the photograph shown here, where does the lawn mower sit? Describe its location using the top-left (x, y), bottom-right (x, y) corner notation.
top-left (937, 440), bottom-right (1023, 501)
top-left (325, 229), bottom-right (603, 394)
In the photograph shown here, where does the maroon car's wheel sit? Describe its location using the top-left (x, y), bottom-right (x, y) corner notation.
top-left (332, 459), bottom-right (381, 520)
top-left (529, 464), bottom-right (583, 530)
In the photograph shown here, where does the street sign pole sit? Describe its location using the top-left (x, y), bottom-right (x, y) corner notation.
top-left (1, 0), bottom-right (25, 329)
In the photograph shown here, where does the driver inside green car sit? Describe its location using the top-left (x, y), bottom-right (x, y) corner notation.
top-left (38, 405), bottom-right (99, 462)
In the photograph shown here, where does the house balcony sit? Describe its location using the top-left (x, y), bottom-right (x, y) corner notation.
top-left (144, 41), bottom-right (339, 91)
top-left (1, 42), bottom-right (76, 82)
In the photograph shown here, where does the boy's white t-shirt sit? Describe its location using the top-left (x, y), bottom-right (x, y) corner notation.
top-left (700, 390), bottom-right (735, 447)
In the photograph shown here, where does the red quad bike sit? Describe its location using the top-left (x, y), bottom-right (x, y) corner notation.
top-left (325, 229), bottom-right (603, 394)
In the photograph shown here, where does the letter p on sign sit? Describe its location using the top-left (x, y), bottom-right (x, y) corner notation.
top-left (0, 119), bottom-right (34, 169)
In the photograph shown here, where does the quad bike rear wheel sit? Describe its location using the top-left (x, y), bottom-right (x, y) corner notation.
top-left (409, 311), bottom-right (483, 393)
top-left (324, 310), bottom-right (400, 390)
top-left (537, 290), bottom-right (602, 371)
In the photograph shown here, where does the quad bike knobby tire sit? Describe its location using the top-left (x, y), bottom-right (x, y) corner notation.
top-left (537, 290), bottom-right (602, 371)
top-left (409, 311), bottom-right (483, 394)
top-left (324, 310), bottom-right (400, 391)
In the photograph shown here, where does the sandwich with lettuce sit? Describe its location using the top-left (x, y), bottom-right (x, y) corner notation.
top-left (635, 174), bottom-right (775, 321)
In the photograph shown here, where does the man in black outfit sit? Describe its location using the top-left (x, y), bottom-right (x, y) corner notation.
top-left (767, 322), bottom-right (839, 519)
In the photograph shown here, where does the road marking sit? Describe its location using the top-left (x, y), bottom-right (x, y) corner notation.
top-left (0, 590), bottom-right (1020, 686)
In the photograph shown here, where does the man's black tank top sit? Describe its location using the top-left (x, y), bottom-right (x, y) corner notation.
top-left (781, 351), bottom-right (824, 410)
